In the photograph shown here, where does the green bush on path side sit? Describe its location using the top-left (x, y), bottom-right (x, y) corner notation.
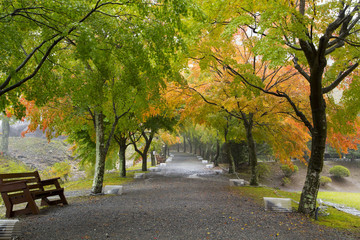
top-left (329, 165), bottom-right (350, 178)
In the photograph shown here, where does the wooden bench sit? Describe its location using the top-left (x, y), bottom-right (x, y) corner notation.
top-left (0, 171), bottom-right (68, 218)
top-left (155, 154), bottom-right (166, 164)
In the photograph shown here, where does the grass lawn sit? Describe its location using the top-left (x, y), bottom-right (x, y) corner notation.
top-left (233, 186), bottom-right (360, 232)
top-left (318, 192), bottom-right (360, 211)
top-left (64, 161), bottom-right (153, 191)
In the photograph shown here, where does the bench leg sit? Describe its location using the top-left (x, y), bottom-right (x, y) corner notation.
top-left (6, 205), bottom-right (13, 218)
top-left (40, 193), bottom-right (68, 206)
top-left (59, 192), bottom-right (68, 205)
top-left (26, 201), bottom-right (40, 215)
top-left (24, 189), bottom-right (39, 215)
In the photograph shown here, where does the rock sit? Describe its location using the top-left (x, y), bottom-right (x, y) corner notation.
top-left (149, 167), bottom-right (160, 172)
top-left (103, 185), bottom-right (123, 195)
top-left (206, 163), bottom-right (214, 168)
top-left (263, 197), bottom-right (292, 212)
top-left (134, 173), bottom-right (145, 179)
top-left (229, 179), bottom-right (245, 186)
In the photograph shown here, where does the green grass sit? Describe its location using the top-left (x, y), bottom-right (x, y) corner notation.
top-left (127, 161), bottom-right (153, 171)
top-left (318, 192), bottom-right (360, 211)
top-left (63, 171), bottom-right (135, 191)
top-left (232, 186), bottom-right (360, 233)
top-left (233, 186), bottom-right (301, 209)
top-left (0, 156), bottom-right (31, 173)
top-left (63, 161), bottom-right (153, 191)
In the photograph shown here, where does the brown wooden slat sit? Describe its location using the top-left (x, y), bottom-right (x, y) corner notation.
top-left (0, 182), bottom-right (27, 193)
top-left (0, 171), bottom-right (39, 179)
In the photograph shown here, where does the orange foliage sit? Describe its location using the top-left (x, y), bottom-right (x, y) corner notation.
top-left (327, 119), bottom-right (360, 155)
top-left (160, 132), bottom-right (180, 145)
top-left (20, 97), bottom-right (74, 140)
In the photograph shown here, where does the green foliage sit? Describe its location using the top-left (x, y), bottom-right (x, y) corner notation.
top-left (281, 164), bottom-right (299, 177)
top-left (256, 163), bottom-right (270, 179)
top-left (329, 165), bottom-right (350, 178)
top-left (41, 161), bottom-right (72, 183)
top-left (320, 176), bottom-right (332, 186)
top-left (281, 177), bottom-right (291, 186)
top-left (0, 158), bottom-right (29, 173)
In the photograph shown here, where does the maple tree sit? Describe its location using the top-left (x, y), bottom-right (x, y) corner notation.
top-left (194, 0), bottom-right (360, 215)
top-left (15, 0), bottom-right (195, 194)
top-left (183, 47), bottom-right (310, 185)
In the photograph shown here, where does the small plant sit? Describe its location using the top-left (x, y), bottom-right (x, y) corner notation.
top-left (257, 163), bottom-right (270, 179)
top-left (42, 161), bottom-right (72, 183)
top-left (320, 176), bottom-right (332, 186)
top-left (281, 164), bottom-right (299, 177)
top-left (281, 177), bottom-right (291, 186)
top-left (329, 165), bottom-right (350, 178)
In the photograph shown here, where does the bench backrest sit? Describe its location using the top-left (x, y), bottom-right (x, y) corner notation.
top-left (0, 171), bottom-right (44, 193)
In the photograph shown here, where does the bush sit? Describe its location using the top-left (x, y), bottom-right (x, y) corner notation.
top-left (281, 165), bottom-right (299, 177)
top-left (320, 176), bottom-right (332, 186)
top-left (257, 163), bottom-right (270, 179)
top-left (329, 165), bottom-right (350, 178)
top-left (281, 177), bottom-right (291, 186)
top-left (42, 161), bottom-right (72, 183)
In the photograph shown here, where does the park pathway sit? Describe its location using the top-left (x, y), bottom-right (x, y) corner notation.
top-left (18, 153), bottom-right (356, 239)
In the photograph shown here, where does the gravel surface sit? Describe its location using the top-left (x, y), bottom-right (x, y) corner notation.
top-left (16, 153), bottom-right (358, 240)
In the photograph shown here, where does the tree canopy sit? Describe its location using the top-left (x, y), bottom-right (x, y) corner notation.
top-left (2, 0), bottom-right (360, 217)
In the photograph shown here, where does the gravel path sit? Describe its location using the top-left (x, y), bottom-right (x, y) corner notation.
top-left (17, 153), bottom-right (357, 239)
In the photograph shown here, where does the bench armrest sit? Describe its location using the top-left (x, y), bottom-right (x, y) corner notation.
top-left (0, 181), bottom-right (28, 193)
top-left (40, 178), bottom-right (61, 188)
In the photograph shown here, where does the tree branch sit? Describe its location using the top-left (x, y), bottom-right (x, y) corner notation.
top-left (212, 55), bottom-right (314, 133)
top-left (322, 62), bottom-right (359, 94)
top-left (292, 57), bottom-right (310, 82)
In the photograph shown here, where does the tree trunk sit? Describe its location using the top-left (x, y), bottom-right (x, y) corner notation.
top-left (224, 142), bottom-right (234, 174)
top-left (189, 140), bottom-right (192, 154)
top-left (183, 136), bottom-right (186, 153)
top-left (177, 143), bottom-right (180, 152)
top-left (1, 117), bottom-right (10, 155)
top-left (141, 132), bottom-right (154, 171)
top-left (117, 135), bottom-right (127, 177)
top-left (151, 148), bottom-right (156, 166)
top-left (205, 144), bottom-right (211, 160)
top-left (92, 111), bottom-right (106, 194)
top-left (242, 113), bottom-right (258, 186)
top-left (223, 126), bottom-right (235, 174)
top-left (164, 144), bottom-right (168, 157)
top-left (141, 153), bottom-right (147, 171)
top-left (214, 139), bottom-right (220, 167)
top-left (298, 77), bottom-right (327, 215)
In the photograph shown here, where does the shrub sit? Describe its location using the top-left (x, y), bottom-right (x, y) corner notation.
top-left (281, 164), bottom-right (299, 177)
top-left (329, 165), bottom-right (350, 178)
top-left (281, 177), bottom-right (291, 186)
top-left (42, 161), bottom-right (72, 183)
top-left (257, 163), bottom-right (270, 179)
top-left (320, 176), bottom-right (332, 186)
